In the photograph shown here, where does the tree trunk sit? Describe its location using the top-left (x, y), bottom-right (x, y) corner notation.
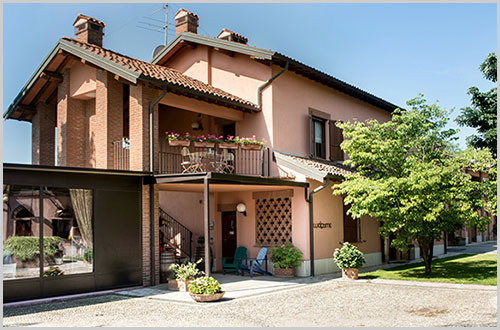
top-left (418, 237), bottom-right (433, 275)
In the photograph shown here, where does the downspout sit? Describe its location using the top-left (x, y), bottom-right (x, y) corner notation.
top-left (257, 61), bottom-right (289, 109)
top-left (305, 177), bottom-right (331, 277)
top-left (149, 86), bottom-right (167, 285)
top-left (150, 86), bottom-right (168, 173)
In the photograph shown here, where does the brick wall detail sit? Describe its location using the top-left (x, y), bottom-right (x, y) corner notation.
top-left (142, 183), bottom-right (160, 286)
top-left (57, 69), bottom-right (86, 167)
top-left (32, 102), bottom-right (56, 165)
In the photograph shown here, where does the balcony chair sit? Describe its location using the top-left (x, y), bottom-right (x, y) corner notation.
top-left (239, 247), bottom-right (272, 278)
top-left (181, 147), bottom-right (204, 173)
top-left (222, 246), bottom-right (247, 275)
top-left (213, 149), bottom-right (235, 174)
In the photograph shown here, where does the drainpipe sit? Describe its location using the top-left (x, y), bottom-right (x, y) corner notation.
top-left (257, 61), bottom-right (289, 109)
top-left (150, 86), bottom-right (168, 173)
top-left (305, 177), bottom-right (331, 277)
top-left (148, 86), bottom-right (167, 286)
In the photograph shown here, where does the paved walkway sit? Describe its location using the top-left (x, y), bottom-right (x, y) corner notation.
top-left (3, 241), bottom-right (496, 327)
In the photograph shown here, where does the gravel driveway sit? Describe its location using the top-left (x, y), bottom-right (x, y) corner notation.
top-left (3, 279), bottom-right (496, 327)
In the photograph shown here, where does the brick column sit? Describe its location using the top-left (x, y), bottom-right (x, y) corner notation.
top-left (57, 70), bottom-right (86, 167)
top-left (31, 102), bottom-right (56, 165)
top-left (95, 70), bottom-right (123, 169)
top-left (142, 183), bottom-right (160, 286)
top-left (129, 84), bottom-right (160, 172)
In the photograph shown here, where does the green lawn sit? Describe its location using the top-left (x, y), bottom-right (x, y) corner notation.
top-left (360, 253), bottom-right (497, 286)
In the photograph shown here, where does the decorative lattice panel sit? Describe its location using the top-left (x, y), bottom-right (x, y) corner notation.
top-left (255, 197), bottom-right (292, 245)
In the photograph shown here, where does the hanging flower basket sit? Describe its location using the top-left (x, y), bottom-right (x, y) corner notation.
top-left (194, 141), bottom-right (215, 148)
top-left (168, 139), bottom-right (190, 147)
top-left (241, 143), bottom-right (262, 150)
top-left (219, 142), bottom-right (239, 149)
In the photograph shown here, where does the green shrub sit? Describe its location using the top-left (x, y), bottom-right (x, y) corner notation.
top-left (4, 236), bottom-right (62, 261)
top-left (43, 266), bottom-right (64, 277)
top-left (83, 248), bottom-right (92, 262)
top-left (188, 276), bottom-right (222, 294)
top-left (333, 242), bottom-right (365, 269)
top-left (270, 243), bottom-right (303, 269)
top-left (168, 259), bottom-right (203, 280)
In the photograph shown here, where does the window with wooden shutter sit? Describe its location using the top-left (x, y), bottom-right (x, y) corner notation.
top-left (330, 120), bottom-right (344, 161)
top-left (343, 200), bottom-right (360, 242)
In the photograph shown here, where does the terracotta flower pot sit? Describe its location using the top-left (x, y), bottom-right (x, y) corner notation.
top-left (168, 139), bottom-right (190, 147)
top-left (193, 141), bottom-right (215, 148)
top-left (189, 291), bottom-right (225, 302)
top-left (341, 268), bottom-right (358, 280)
top-left (274, 267), bottom-right (294, 278)
top-left (241, 144), bottom-right (262, 150)
top-left (168, 278), bottom-right (193, 291)
top-left (219, 142), bottom-right (239, 149)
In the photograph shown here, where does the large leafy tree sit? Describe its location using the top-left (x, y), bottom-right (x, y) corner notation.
top-left (456, 53), bottom-right (497, 157)
top-left (333, 95), bottom-right (496, 274)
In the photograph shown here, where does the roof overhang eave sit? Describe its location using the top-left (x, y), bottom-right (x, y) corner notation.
top-left (138, 74), bottom-right (259, 113)
top-left (4, 39), bottom-right (142, 121)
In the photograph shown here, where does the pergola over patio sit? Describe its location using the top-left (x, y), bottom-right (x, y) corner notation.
top-left (148, 172), bottom-right (309, 275)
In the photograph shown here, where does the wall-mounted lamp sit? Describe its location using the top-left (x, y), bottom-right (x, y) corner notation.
top-left (191, 114), bottom-right (203, 131)
top-left (236, 203), bottom-right (247, 216)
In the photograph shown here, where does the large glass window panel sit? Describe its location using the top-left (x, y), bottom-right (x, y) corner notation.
top-left (42, 187), bottom-right (93, 276)
top-left (3, 185), bottom-right (41, 280)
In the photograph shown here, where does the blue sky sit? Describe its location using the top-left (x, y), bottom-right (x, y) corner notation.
top-left (2, 2), bottom-right (497, 164)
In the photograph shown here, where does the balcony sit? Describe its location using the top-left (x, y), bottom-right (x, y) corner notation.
top-left (159, 138), bottom-right (269, 176)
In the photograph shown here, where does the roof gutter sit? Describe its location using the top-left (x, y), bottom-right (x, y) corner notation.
top-left (305, 176), bottom-right (331, 277)
top-left (257, 61), bottom-right (288, 110)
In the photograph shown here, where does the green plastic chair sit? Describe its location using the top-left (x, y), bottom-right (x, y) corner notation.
top-left (222, 246), bottom-right (247, 274)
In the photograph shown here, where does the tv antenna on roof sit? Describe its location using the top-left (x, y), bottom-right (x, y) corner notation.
top-left (137, 3), bottom-right (170, 46)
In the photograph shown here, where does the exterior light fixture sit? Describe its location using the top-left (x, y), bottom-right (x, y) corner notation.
top-left (236, 203), bottom-right (247, 216)
top-left (191, 114), bottom-right (203, 131)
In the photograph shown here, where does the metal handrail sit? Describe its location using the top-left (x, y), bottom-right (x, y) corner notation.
top-left (159, 207), bottom-right (192, 259)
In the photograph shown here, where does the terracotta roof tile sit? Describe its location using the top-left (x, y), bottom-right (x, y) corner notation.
top-left (275, 151), bottom-right (354, 178)
top-left (61, 37), bottom-right (257, 110)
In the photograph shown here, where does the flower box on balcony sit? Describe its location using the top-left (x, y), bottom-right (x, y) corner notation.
top-left (219, 142), bottom-right (239, 149)
top-left (193, 141), bottom-right (215, 148)
top-left (241, 143), bottom-right (263, 150)
top-left (168, 139), bottom-right (190, 147)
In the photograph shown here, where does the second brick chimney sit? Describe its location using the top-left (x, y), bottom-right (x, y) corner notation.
top-left (73, 14), bottom-right (106, 47)
top-left (174, 9), bottom-right (199, 35)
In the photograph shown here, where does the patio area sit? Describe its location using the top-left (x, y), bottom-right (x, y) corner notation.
top-left (113, 273), bottom-right (337, 304)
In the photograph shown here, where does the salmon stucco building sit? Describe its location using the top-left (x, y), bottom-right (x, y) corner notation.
top-left (5, 10), bottom-right (488, 302)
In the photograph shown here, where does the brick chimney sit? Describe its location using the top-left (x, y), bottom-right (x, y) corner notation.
top-left (174, 9), bottom-right (199, 35)
top-left (217, 28), bottom-right (248, 44)
top-left (73, 14), bottom-right (106, 47)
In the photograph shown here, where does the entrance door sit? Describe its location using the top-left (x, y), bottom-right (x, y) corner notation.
top-left (222, 211), bottom-right (237, 259)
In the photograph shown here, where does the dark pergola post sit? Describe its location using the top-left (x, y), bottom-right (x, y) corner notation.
top-left (203, 176), bottom-right (210, 276)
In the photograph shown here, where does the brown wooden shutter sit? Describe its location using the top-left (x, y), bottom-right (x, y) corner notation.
top-left (309, 114), bottom-right (313, 157)
top-left (329, 120), bottom-right (344, 161)
top-left (343, 201), bottom-right (359, 242)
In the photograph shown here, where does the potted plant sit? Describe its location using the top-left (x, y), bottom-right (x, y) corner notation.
top-left (166, 132), bottom-right (191, 147)
top-left (219, 135), bottom-right (240, 149)
top-left (188, 276), bottom-right (225, 302)
top-left (333, 242), bottom-right (365, 280)
top-left (193, 134), bottom-right (218, 148)
top-left (168, 259), bottom-right (203, 291)
top-left (270, 242), bottom-right (303, 277)
top-left (240, 136), bottom-right (265, 150)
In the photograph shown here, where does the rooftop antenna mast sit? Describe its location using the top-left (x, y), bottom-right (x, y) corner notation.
top-left (137, 3), bottom-right (170, 46)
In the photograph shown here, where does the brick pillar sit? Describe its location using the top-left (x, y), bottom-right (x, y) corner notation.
top-left (95, 70), bottom-right (123, 169)
top-left (129, 84), bottom-right (160, 172)
top-left (31, 102), bottom-right (56, 165)
top-left (57, 70), bottom-right (86, 167)
top-left (142, 183), bottom-right (160, 286)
